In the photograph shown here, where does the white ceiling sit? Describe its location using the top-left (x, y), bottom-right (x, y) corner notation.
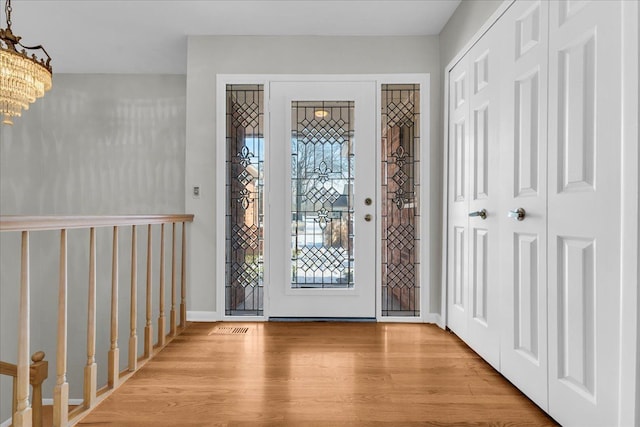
top-left (12, 0), bottom-right (461, 74)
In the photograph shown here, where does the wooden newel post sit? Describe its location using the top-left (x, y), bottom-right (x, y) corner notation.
top-left (53, 229), bottom-right (69, 427)
top-left (84, 228), bottom-right (97, 408)
top-left (14, 230), bottom-right (32, 427)
top-left (30, 351), bottom-right (48, 427)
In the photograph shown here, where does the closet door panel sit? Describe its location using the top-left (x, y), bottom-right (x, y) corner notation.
top-left (498, 0), bottom-right (549, 411)
top-left (547, 1), bottom-right (623, 425)
top-left (465, 26), bottom-right (501, 369)
top-left (446, 60), bottom-right (470, 340)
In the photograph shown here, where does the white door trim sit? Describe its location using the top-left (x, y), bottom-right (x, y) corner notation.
top-left (618, 0), bottom-right (639, 424)
top-left (216, 74), bottom-right (432, 323)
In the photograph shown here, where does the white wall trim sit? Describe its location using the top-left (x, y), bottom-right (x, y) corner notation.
top-left (187, 310), bottom-right (220, 322)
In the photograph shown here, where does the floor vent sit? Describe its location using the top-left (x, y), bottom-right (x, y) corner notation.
top-left (208, 326), bottom-right (250, 335)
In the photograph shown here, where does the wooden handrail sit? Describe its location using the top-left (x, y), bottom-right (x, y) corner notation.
top-left (0, 214), bottom-right (195, 232)
top-left (0, 214), bottom-right (194, 427)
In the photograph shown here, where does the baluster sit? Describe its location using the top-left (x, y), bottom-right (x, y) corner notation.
top-left (53, 229), bottom-right (69, 426)
top-left (180, 221), bottom-right (187, 328)
top-left (128, 225), bottom-right (138, 372)
top-left (144, 224), bottom-right (153, 358)
top-left (108, 226), bottom-right (119, 388)
top-left (14, 231), bottom-right (32, 427)
top-left (170, 222), bottom-right (177, 336)
top-left (84, 227), bottom-right (97, 408)
top-left (157, 223), bottom-right (166, 346)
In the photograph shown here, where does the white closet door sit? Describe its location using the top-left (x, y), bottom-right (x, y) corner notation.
top-left (447, 22), bottom-right (501, 368)
top-left (446, 59), bottom-right (470, 340)
top-left (464, 24), bottom-right (501, 369)
top-left (498, 0), bottom-right (550, 410)
top-left (547, 1), bottom-right (623, 425)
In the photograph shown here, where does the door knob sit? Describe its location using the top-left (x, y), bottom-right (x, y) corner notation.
top-left (364, 214), bottom-right (372, 222)
top-left (364, 197), bottom-right (373, 206)
top-left (508, 208), bottom-right (526, 221)
top-left (468, 209), bottom-right (487, 220)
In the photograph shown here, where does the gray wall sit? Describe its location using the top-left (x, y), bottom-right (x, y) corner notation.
top-left (0, 74), bottom-right (186, 421)
top-left (439, 0), bottom-right (503, 69)
top-left (184, 35), bottom-right (442, 315)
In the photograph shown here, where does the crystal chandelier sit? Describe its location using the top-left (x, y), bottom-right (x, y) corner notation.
top-left (0, 0), bottom-right (52, 125)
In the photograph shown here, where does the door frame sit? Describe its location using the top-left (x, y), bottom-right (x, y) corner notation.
top-left (215, 73), bottom-right (432, 323)
top-left (440, 0), bottom-right (639, 423)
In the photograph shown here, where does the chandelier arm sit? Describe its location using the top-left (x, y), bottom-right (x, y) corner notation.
top-left (16, 41), bottom-right (52, 62)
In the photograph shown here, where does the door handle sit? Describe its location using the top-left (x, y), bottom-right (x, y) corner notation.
top-left (468, 209), bottom-right (487, 220)
top-left (508, 208), bottom-right (526, 221)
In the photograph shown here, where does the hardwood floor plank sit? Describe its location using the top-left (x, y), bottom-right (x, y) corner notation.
top-left (78, 322), bottom-right (557, 426)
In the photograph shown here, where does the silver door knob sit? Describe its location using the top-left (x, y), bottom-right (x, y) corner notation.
top-left (508, 208), bottom-right (526, 221)
top-left (468, 209), bottom-right (487, 219)
top-left (364, 214), bottom-right (372, 222)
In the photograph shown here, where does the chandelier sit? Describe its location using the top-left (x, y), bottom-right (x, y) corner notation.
top-left (0, 0), bottom-right (52, 125)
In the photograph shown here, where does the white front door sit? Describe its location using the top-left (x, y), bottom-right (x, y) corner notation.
top-left (268, 81), bottom-right (377, 318)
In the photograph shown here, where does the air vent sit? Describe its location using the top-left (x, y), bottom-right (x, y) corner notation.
top-left (208, 326), bottom-right (250, 335)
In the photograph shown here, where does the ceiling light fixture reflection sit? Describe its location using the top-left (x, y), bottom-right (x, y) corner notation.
top-left (314, 110), bottom-right (329, 118)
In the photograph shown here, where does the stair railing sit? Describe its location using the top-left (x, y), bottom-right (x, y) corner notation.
top-left (0, 214), bottom-right (194, 427)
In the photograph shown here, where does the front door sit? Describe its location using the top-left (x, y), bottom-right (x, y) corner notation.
top-left (268, 81), bottom-right (377, 318)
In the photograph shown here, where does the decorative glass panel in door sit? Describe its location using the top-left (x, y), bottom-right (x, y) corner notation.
top-left (291, 101), bottom-right (354, 289)
top-left (269, 82), bottom-right (376, 318)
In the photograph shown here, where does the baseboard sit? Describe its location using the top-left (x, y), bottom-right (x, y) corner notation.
top-left (425, 312), bottom-right (444, 328)
top-left (187, 310), bottom-right (220, 322)
top-left (1, 417), bottom-right (11, 427)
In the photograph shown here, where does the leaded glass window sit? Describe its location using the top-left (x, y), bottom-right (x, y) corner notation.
top-left (381, 84), bottom-right (420, 316)
top-left (225, 84), bottom-right (264, 315)
top-left (290, 101), bottom-right (355, 289)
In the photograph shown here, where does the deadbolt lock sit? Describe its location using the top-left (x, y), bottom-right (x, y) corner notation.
top-left (364, 197), bottom-right (372, 206)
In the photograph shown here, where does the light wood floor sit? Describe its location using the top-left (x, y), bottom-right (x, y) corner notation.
top-left (78, 322), bottom-right (557, 426)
